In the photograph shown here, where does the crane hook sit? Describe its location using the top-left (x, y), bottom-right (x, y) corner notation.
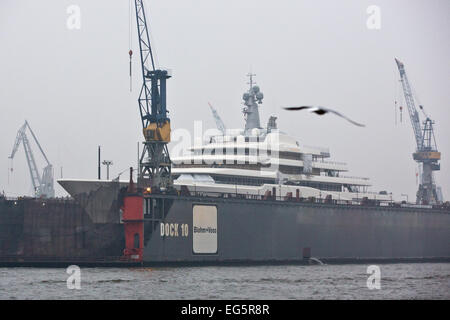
top-left (129, 50), bottom-right (133, 92)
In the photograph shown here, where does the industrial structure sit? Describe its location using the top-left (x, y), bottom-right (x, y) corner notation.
top-left (395, 59), bottom-right (442, 205)
top-left (8, 121), bottom-right (54, 198)
top-left (102, 160), bottom-right (113, 180)
top-left (208, 102), bottom-right (227, 135)
top-left (134, 0), bottom-right (172, 189)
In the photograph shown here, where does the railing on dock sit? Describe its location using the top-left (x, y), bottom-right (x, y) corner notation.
top-left (151, 187), bottom-right (450, 212)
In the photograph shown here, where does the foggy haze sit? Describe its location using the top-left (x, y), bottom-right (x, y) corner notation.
top-left (0, 0), bottom-right (449, 201)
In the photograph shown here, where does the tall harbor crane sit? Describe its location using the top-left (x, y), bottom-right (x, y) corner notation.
top-left (133, 0), bottom-right (172, 189)
top-left (208, 102), bottom-right (226, 135)
top-left (395, 58), bottom-right (441, 205)
top-left (9, 121), bottom-right (54, 198)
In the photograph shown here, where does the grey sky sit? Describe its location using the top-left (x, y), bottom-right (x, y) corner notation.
top-left (1, 0), bottom-right (449, 201)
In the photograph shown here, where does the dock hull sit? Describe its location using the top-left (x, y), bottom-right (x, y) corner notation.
top-left (0, 198), bottom-right (125, 265)
top-left (142, 195), bottom-right (450, 263)
top-left (1, 191), bottom-right (449, 266)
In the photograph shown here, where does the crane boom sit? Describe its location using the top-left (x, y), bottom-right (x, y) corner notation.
top-left (208, 102), bottom-right (226, 135)
top-left (134, 0), bottom-right (155, 129)
top-left (21, 133), bottom-right (42, 191)
top-left (395, 58), bottom-right (442, 205)
top-left (9, 123), bottom-right (27, 160)
top-left (395, 59), bottom-right (423, 150)
top-left (25, 121), bottom-right (51, 166)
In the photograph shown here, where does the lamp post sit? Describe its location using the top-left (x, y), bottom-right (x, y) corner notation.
top-left (102, 160), bottom-right (113, 180)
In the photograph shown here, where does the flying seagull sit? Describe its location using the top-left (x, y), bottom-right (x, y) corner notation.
top-left (283, 105), bottom-right (365, 127)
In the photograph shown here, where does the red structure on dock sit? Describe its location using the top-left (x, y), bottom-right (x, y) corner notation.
top-left (121, 168), bottom-right (144, 262)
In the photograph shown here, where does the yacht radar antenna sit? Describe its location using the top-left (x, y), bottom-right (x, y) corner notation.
top-left (247, 72), bottom-right (256, 90)
top-left (242, 73), bottom-right (263, 132)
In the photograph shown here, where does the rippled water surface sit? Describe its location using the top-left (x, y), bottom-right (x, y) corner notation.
top-left (1, 263), bottom-right (449, 299)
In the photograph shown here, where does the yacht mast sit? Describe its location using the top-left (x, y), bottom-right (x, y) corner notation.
top-left (242, 73), bottom-right (264, 133)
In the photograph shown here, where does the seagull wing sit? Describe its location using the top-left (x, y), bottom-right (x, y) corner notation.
top-left (283, 106), bottom-right (312, 111)
top-left (283, 105), bottom-right (365, 127)
top-left (319, 106), bottom-right (365, 127)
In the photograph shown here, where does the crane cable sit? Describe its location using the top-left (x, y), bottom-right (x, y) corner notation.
top-left (396, 79), bottom-right (403, 123)
top-left (128, 0), bottom-right (133, 92)
top-left (410, 81), bottom-right (427, 118)
top-left (394, 78), bottom-right (399, 126)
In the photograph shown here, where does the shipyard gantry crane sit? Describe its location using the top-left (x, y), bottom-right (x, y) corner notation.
top-left (133, 0), bottom-right (172, 189)
top-left (9, 121), bottom-right (54, 198)
top-left (395, 59), bottom-right (441, 205)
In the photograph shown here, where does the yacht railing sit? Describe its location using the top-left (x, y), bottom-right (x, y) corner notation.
top-left (314, 160), bottom-right (347, 166)
top-left (338, 175), bottom-right (370, 181)
top-left (302, 145), bottom-right (330, 154)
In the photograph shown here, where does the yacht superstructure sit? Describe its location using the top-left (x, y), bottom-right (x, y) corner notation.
top-left (171, 75), bottom-right (391, 202)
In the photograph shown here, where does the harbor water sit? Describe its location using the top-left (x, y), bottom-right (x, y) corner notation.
top-left (1, 263), bottom-right (449, 300)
